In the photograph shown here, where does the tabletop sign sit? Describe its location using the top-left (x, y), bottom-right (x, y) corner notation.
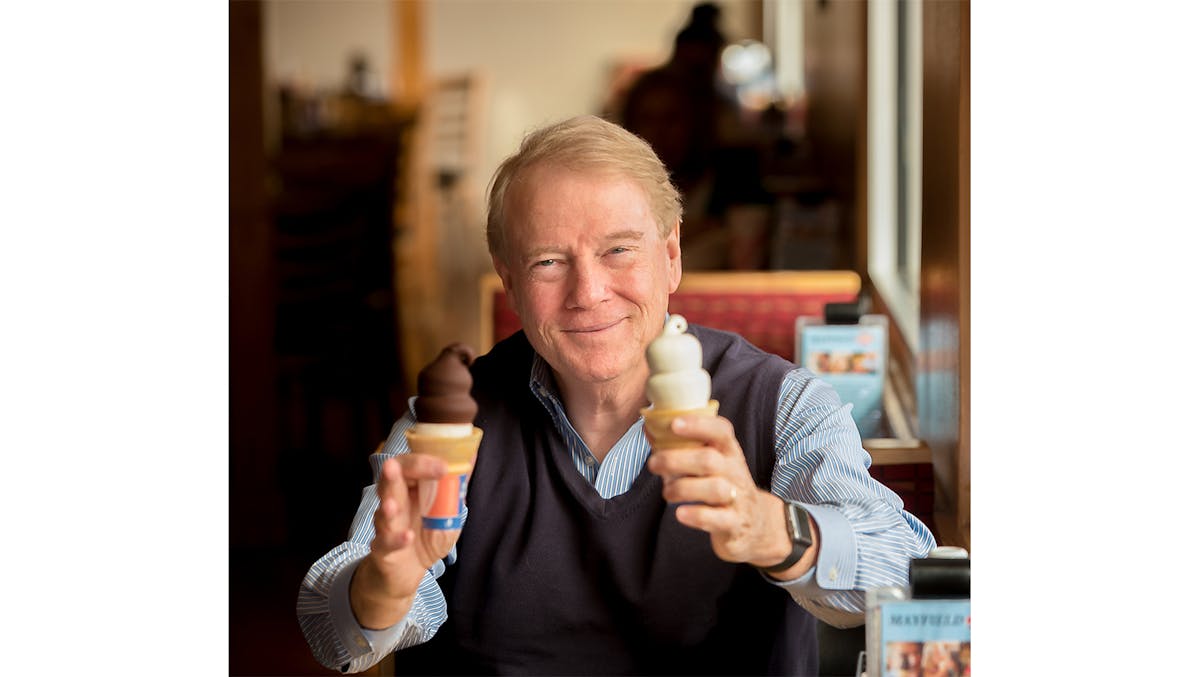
top-left (868, 595), bottom-right (971, 677)
top-left (795, 315), bottom-right (888, 439)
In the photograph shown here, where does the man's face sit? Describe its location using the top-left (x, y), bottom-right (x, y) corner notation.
top-left (493, 164), bottom-right (681, 391)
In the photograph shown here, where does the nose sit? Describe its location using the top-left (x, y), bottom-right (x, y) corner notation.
top-left (566, 259), bottom-right (609, 310)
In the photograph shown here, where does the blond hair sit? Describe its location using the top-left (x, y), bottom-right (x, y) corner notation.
top-left (485, 115), bottom-right (682, 258)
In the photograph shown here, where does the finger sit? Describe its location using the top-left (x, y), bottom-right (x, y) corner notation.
top-left (669, 415), bottom-right (741, 457)
top-left (661, 475), bottom-right (739, 506)
top-left (673, 503), bottom-right (739, 535)
top-left (372, 493), bottom-right (414, 552)
top-left (400, 454), bottom-right (452, 517)
top-left (647, 446), bottom-right (725, 479)
top-left (375, 458), bottom-right (408, 519)
top-left (397, 453), bottom-right (449, 480)
top-left (374, 457), bottom-right (442, 551)
top-left (379, 455), bottom-right (445, 502)
top-left (376, 457), bottom-right (413, 504)
top-left (416, 477), bottom-right (439, 515)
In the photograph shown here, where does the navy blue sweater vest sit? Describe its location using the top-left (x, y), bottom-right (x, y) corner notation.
top-left (395, 326), bottom-right (818, 675)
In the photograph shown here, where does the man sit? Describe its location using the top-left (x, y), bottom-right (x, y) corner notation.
top-left (298, 115), bottom-right (935, 675)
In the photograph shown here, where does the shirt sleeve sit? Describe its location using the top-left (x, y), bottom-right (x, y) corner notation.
top-left (763, 368), bottom-right (936, 628)
top-left (296, 407), bottom-right (452, 673)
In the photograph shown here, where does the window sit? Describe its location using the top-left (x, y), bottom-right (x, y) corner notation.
top-left (868, 0), bottom-right (922, 349)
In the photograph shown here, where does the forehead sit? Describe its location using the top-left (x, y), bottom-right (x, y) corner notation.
top-left (504, 164), bottom-right (655, 242)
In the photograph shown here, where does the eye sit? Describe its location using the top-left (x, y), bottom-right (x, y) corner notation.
top-left (533, 259), bottom-right (557, 268)
top-left (608, 246), bottom-right (630, 255)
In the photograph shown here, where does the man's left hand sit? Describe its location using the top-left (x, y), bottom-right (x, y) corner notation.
top-left (645, 413), bottom-right (817, 576)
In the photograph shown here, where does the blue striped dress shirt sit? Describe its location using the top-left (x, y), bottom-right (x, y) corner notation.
top-left (297, 354), bottom-right (936, 673)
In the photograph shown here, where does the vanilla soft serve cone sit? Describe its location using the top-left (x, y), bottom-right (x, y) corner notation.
top-left (640, 315), bottom-right (719, 449)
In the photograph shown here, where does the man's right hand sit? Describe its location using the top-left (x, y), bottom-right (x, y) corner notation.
top-left (350, 454), bottom-right (463, 630)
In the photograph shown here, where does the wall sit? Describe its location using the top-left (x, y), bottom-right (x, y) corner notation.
top-left (264, 0), bottom-right (395, 97)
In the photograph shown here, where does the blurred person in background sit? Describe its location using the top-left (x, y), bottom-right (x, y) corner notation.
top-left (617, 3), bottom-right (769, 269)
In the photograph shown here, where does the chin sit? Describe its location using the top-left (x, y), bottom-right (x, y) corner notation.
top-left (558, 349), bottom-right (640, 385)
top-left (563, 355), bottom-right (625, 382)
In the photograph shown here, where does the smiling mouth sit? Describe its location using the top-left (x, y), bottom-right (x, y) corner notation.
top-left (563, 318), bottom-right (623, 334)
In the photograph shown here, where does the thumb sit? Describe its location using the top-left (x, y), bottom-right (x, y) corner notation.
top-left (671, 414), bottom-right (741, 457)
top-left (416, 478), bottom-right (438, 515)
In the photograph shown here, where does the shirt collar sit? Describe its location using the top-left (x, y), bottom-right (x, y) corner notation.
top-left (529, 352), bottom-right (557, 401)
top-left (529, 351), bottom-right (570, 425)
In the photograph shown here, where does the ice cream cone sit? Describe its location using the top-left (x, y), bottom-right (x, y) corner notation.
top-left (405, 426), bottom-right (483, 529)
top-left (404, 426), bottom-right (484, 465)
top-left (640, 399), bottom-right (719, 450)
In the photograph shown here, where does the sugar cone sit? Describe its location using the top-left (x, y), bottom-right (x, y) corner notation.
top-left (404, 426), bottom-right (484, 467)
top-left (640, 399), bottom-right (719, 450)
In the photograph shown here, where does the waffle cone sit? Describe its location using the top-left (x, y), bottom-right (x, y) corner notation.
top-left (640, 400), bottom-right (719, 450)
top-left (404, 426), bottom-right (483, 469)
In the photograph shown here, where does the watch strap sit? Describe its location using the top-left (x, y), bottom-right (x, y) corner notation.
top-left (758, 500), bottom-right (812, 573)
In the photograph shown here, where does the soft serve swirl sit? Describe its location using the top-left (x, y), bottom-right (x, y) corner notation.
top-left (645, 315), bottom-right (711, 410)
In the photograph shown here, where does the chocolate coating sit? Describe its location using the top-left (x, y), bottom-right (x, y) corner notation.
top-left (414, 343), bottom-right (478, 423)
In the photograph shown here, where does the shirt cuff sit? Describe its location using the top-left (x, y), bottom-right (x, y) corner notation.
top-left (761, 502), bottom-right (857, 597)
top-left (328, 556), bottom-right (416, 659)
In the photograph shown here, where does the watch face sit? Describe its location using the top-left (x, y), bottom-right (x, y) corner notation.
top-left (786, 503), bottom-right (812, 546)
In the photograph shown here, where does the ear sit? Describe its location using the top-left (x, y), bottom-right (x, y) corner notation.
top-left (492, 254), bottom-right (512, 291)
top-left (492, 254), bottom-right (520, 313)
top-left (665, 219), bottom-right (682, 294)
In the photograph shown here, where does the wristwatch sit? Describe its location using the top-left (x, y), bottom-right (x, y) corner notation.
top-left (758, 500), bottom-right (813, 573)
